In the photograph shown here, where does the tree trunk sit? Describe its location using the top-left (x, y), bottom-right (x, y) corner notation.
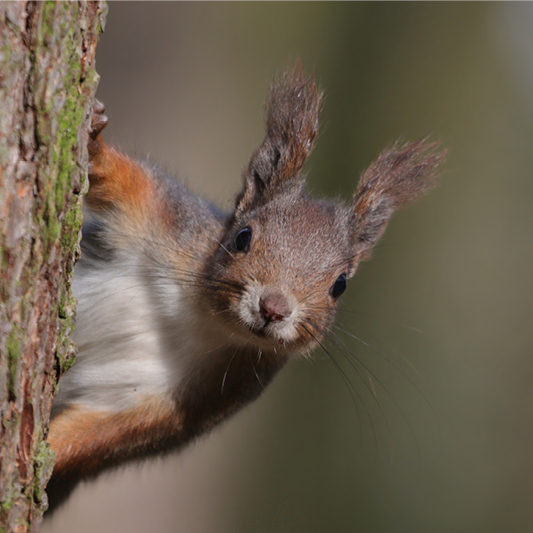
top-left (0, 2), bottom-right (106, 531)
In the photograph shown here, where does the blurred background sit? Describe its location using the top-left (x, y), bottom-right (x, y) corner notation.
top-left (42, 3), bottom-right (533, 532)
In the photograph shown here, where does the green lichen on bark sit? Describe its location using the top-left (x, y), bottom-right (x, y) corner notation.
top-left (31, 441), bottom-right (55, 509)
top-left (0, 2), bottom-right (106, 531)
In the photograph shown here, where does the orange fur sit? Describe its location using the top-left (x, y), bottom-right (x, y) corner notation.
top-left (49, 398), bottom-right (182, 480)
top-left (87, 140), bottom-right (157, 226)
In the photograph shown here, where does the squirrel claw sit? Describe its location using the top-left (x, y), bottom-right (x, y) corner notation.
top-left (88, 100), bottom-right (108, 157)
top-left (90, 100), bottom-right (108, 140)
top-left (93, 99), bottom-right (105, 116)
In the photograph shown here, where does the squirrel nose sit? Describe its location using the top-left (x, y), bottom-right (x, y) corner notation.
top-left (259, 293), bottom-right (292, 323)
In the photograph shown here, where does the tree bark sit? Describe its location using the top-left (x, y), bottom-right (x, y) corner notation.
top-left (0, 2), bottom-right (106, 531)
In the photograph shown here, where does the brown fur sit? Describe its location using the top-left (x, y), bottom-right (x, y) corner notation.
top-left (351, 139), bottom-right (447, 260)
top-left (49, 398), bottom-right (181, 480)
top-left (235, 65), bottom-right (323, 217)
top-left (48, 68), bottom-right (447, 507)
top-left (86, 141), bottom-right (157, 225)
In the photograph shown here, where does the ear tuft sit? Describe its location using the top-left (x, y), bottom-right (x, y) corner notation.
top-left (351, 139), bottom-right (448, 260)
top-left (263, 64), bottom-right (323, 179)
top-left (236, 64), bottom-right (323, 215)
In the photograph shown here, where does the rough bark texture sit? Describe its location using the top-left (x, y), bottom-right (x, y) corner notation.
top-left (0, 2), bottom-right (106, 531)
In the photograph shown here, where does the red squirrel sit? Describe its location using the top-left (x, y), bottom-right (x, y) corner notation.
top-left (47, 67), bottom-right (445, 503)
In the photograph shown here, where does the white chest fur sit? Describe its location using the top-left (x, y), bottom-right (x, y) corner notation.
top-left (54, 252), bottom-right (225, 414)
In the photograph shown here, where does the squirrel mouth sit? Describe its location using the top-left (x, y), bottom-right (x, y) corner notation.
top-left (250, 324), bottom-right (279, 339)
top-left (242, 321), bottom-right (292, 347)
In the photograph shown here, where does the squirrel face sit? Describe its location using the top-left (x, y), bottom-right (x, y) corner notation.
top-left (204, 194), bottom-right (355, 353)
top-left (198, 67), bottom-right (445, 356)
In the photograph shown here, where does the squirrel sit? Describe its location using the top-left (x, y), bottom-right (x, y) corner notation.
top-left (46, 66), bottom-right (445, 506)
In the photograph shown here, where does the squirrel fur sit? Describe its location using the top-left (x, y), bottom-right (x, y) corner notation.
top-left (46, 66), bottom-right (445, 504)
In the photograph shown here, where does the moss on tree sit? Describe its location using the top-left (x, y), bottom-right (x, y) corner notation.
top-left (0, 2), bottom-right (106, 531)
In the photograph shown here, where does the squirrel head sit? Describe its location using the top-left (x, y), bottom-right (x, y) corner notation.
top-left (203, 66), bottom-right (446, 355)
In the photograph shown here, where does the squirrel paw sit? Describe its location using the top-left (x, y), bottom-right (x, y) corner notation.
top-left (88, 100), bottom-right (108, 157)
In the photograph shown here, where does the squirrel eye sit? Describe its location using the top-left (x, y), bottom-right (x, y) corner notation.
top-left (330, 273), bottom-right (347, 299)
top-left (234, 227), bottom-right (252, 252)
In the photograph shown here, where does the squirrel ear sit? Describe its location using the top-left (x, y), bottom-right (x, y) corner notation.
top-left (351, 139), bottom-right (447, 261)
top-left (235, 65), bottom-right (323, 215)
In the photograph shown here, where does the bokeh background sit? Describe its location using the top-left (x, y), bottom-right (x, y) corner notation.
top-left (42, 3), bottom-right (533, 532)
